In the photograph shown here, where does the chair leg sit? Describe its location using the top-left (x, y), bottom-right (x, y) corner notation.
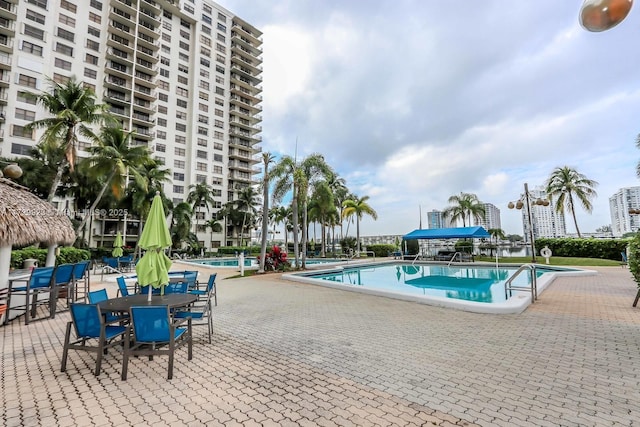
top-left (61, 322), bottom-right (72, 372)
top-left (49, 288), bottom-right (58, 319)
top-left (95, 336), bottom-right (105, 376)
top-left (167, 342), bottom-right (174, 380)
top-left (121, 338), bottom-right (130, 381)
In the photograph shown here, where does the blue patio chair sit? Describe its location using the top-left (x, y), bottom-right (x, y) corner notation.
top-left (51, 263), bottom-right (76, 318)
top-left (61, 303), bottom-right (128, 376)
top-left (122, 305), bottom-right (192, 380)
top-left (165, 281), bottom-right (189, 294)
top-left (138, 285), bottom-right (162, 296)
top-left (5, 266), bottom-right (56, 325)
top-left (72, 261), bottom-right (91, 301)
top-left (0, 287), bottom-right (8, 323)
top-left (176, 275), bottom-right (215, 343)
top-left (183, 271), bottom-right (199, 290)
top-left (88, 289), bottom-right (127, 323)
top-left (621, 251), bottom-right (628, 268)
top-left (188, 273), bottom-right (217, 306)
top-left (116, 276), bottom-right (131, 297)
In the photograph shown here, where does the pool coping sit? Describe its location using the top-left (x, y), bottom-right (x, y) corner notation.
top-left (282, 260), bottom-right (598, 314)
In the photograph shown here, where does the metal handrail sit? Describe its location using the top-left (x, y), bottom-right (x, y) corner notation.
top-left (504, 264), bottom-right (537, 303)
top-left (447, 252), bottom-right (462, 267)
top-left (411, 253), bottom-right (420, 265)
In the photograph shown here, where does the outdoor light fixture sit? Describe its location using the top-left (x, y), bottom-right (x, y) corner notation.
top-left (579, 0), bottom-right (633, 32)
top-left (0, 162), bottom-right (23, 179)
top-left (629, 208), bottom-right (640, 214)
top-left (508, 183), bottom-right (550, 263)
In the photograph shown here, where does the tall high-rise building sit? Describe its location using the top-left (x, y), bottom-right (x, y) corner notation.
top-left (521, 187), bottom-right (566, 242)
top-left (427, 210), bottom-right (444, 229)
top-left (0, 0), bottom-right (262, 249)
top-left (609, 186), bottom-right (640, 237)
top-left (474, 202), bottom-right (501, 230)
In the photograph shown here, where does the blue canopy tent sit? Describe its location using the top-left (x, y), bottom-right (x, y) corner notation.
top-left (402, 226), bottom-right (491, 261)
top-left (403, 226), bottom-right (491, 240)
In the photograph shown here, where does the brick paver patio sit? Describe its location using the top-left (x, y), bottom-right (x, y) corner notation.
top-left (2, 265), bottom-right (639, 426)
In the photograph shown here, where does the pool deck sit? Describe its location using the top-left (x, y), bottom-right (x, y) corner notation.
top-left (2, 264), bottom-right (640, 426)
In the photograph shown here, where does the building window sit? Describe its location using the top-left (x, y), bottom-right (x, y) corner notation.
top-left (55, 57), bottom-right (72, 70)
top-left (213, 165), bottom-right (223, 174)
top-left (86, 40), bottom-right (100, 51)
top-left (158, 80), bottom-right (169, 91)
top-left (198, 114), bottom-right (208, 124)
top-left (158, 105), bottom-right (167, 114)
top-left (180, 29), bottom-right (190, 40)
top-left (197, 138), bottom-right (207, 147)
top-left (196, 162), bottom-right (207, 171)
top-left (217, 23), bottom-right (226, 32)
top-left (215, 109), bottom-right (224, 117)
top-left (176, 99), bottom-right (187, 108)
top-left (216, 54), bottom-right (225, 64)
top-left (21, 41), bottom-right (43, 56)
top-left (60, 0), bottom-right (77, 13)
top-left (173, 172), bottom-right (184, 181)
top-left (24, 25), bottom-right (45, 40)
top-left (18, 74), bottom-right (37, 88)
top-left (217, 33), bottom-right (226, 43)
top-left (27, 0), bottom-right (48, 9)
top-left (196, 175), bottom-right (206, 183)
top-left (202, 25), bottom-right (211, 35)
top-left (89, 12), bottom-right (101, 24)
top-left (212, 189), bottom-right (222, 196)
top-left (214, 131), bottom-right (224, 139)
top-left (84, 68), bottom-right (97, 79)
top-left (176, 111), bottom-right (186, 120)
top-left (199, 103), bottom-right (208, 112)
top-left (178, 64), bottom-right (188, 73)
top-left (174, 147), bottom-right (185, 156)
top-left (15, 108), bottom-right (36, 121)
top-left (200, 35), bottom-right (211, 47)
top-left (200, 69), bottom-right (210, 79)
top-left (87, 26), bottom-right (100, 37)
top-left (59, 14), bottom-right (75, 27)
top-left (157, 131), bottom-right (166, 140)
top-left (57, 27), bottom-right (75, 41)
top-left (176, 123), bottom-right (186, 132)
top-left (177, 75), bottom-right (188, 85)
top-left (160, 56), bottom-right (170, 66)
top-left (218, 12), bottom-right (227, 22)
top-left (159, 69), bottom-right (169, 78)
top-left (175, 135), bottom-right (186, 144)
top-left (162, 21), bottom-right (171, 31)
top-left (212, 177), bottom-right (222, 186)
top-left (200, 58), bottom-right (210, 68)
top-left (90, 0), bottom-right (102, 10)
top-left (55, 42), bottom-right (73, 56)
top-left (17, 92), bottom-right (38, 105)
top-left (85, 53), bottom-right (98, 65)
top-left (214, 142), bottom-right (223, 150)
top-left (179, 52), bottom-right (189, 62)
top-left (197, 127), bottom-right (208, 136)
top-left (216, 43), bottom-right (226, 54)
top-left (12, 125), bottom-right (34, 138)
top-left (214, 154), bottom-right (223, 162)
top-left (53, 73), bottom-right (70, 84)
top-left (157, 118), bottom-right (167, 127)
top-left (174, 160), bottom-right (185, 169)
top-left (11, 143), bottom-right (33, 155)
top-left (159, 93), bottom-right (168, 102)
top-left (196, 150), bottom-right (207, 159)
top-left (199, 92), bottom-right (209, 101)
top-left (173, 185), bottom-right (184, 194)
top-left (215, 87), bottom-right (224, 95)
top-left (26, 9), bottom-right (46, 24)
top-left (215, 98), bottom-right (224, 106)
top-left (161, 44), bottom-right (170, 54)
top-left (214, 120), bottom-right (224, 129)
top-left (176, 87), bottom-right (188, 97)
top-left (162, 33), bottom-right (171, 42)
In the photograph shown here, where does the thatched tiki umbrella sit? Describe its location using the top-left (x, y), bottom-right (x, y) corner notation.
top-left (0, 178), bottom-right (76, 294)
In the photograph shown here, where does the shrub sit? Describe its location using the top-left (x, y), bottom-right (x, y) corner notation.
top-left (628, 234), bottom-right (640, 288)
top-left (258, 245), bottom-right (290, 271)
top-left (10, 247), bottom-right (90, 269)
top-left (367, 244), bottom-right (397, 257)
top-left (535, 238), bottom-right (629, 260)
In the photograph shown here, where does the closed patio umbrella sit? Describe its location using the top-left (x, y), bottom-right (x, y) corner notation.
top-left (135, 194), bottom-right (172, 301)
top-left (112, 231), bottom-right (124, 257)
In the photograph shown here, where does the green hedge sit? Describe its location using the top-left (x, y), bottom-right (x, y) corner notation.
top-left (10, 247), bottom-right (91, 269)
top-left (628, 234), bottom-right (640, 288)
top-left (535, 238), bottom-right (629, 261)
top-left (366, 244), bottom-right (397, 257)
top-left (216, 246), bottom-right (261, 255)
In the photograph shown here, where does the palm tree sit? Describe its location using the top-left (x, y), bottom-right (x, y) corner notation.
top-left (442, 192), bottom-right (485, 227)
top-left (545, 166), bottom-right (598, 238)
top-left (187, 182), bottom-right (216, 242)
top-left (25, 77), bottom-right (113, 202)
top-left (259, 152), bottom-right (275, 273)
top-left (487, 228), bottom-right (506, 257)
top-left (74, 127), bottom-right (151, 235)
top-left (171, 202), bottom-right (193, 251)
top-left (308, 181), bottom-right (335, 257)
top-left (342, 195), bottom-right (378, 255)
top-left (326, 173), bottom-right (349, 239)
top-left (271, 205), bottom-right (290, 250)
top-left (205, 218), bottom-right (222, 249)
top-left (235, 186), bottom-right (260, 246)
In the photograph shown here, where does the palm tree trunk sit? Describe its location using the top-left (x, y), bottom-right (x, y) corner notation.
top-left (259, 171), bottom-right (270, 273)
top-left (356, 217), bottom-right (361, 255)
top-left (75, 169), bottom-right (117, 235)
top-left (292, 192), bottom-right (300, 267)
top-left (46, 161), bottom-right (67, 203)
top-left (320, 220), bottom-right (326, 257)
top-left (301, 200), bottom-right (308, 268)
top-left (569, 194), bottom-right (581, 237)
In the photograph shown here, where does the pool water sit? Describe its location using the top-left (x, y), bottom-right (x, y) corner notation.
top-left (303, 263), bottom-right (561, 303)
top-left (190, 257), bottom-right (348, 268)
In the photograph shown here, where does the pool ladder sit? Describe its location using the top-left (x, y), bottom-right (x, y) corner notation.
top-left (504, 264), bottom-right (538, 304)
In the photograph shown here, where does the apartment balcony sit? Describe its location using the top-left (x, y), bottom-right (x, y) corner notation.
top-left (0, 16), bottom-right (14, 35)
top-left (131, 127), bottom-right (154, 140)
top-left (106, 61), bottom-right (131, 79)
top-left (231, 23), bottom-right (262, 46)
top-left (104, 89), bottom-right (131, 104)
top-left (137, 19), bottom-right (157, 38)
top-left (229, 105), bottom-right (261, 124)
top-left (107, 33), bottom-right (134, 53)
top-left (108, 105), bottom-right (130, 120)
top-left (139, 7), bottom-right (160, 25)
top-left (228, 149), bottom-right (253, 161)
top-left (114, 0), bottom-right (136, 15)
top-left (110, 6), bottom-right (133, 24)
top-left (0, 1), bottom-right (17, 20)
top-left (230, 63), bottom-right (262, 85)
top-left (136, 45), bottom-right (159, 63)
top-left (136, 31), bottom-right (159, 50)
top-left (231, 53), bottom-right (263, 74)
top-left (141, 0), bottom-right (161, 14)
top-left (229, 94), bottom-right (262, 114)
top-left (230, 42), bottom-right (262, 62)
top-left (230, 73), bottom-right (262, 95)
top-left (132, 97), bottom-right (155, 113)
top-left (0, 52), bottom-right (9, 69)
top-left (133, 83), bottom-right (156, 100)
top-left (110, 20), bottom-right (132, 37)
top-left (131, 111), bottom-right (154, 126)
top-left (104, 76), bottom-right (132, 94)
top-left (106, 47), bottom-right (133, 65)
top-left (229, 116), bottom-right (261, 133)
top-left (135, 58), bottom-right (157, 74)
top-left (0, 71), bottom-right (10, 87)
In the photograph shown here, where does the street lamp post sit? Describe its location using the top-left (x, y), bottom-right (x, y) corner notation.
top-left (508, 183), bottom-right (550, 263)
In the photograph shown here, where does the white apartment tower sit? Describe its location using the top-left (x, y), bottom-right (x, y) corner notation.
top-left (475, 202), bottom-right (501, 230)
top-left (521, 187), bottom-right (566, 242)
top-left (0, 0), bottom-right (263, 249)
top-left (609, 186), bottom-right (640, 237)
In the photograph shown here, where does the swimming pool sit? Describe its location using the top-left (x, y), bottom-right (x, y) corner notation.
top-left (284, 262), bottom-right (595, 314)
top-left (187, 257), bottom-right (350, 268)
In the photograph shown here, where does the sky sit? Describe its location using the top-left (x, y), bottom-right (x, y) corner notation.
top-left (219, 0), bottom-right (640, 237)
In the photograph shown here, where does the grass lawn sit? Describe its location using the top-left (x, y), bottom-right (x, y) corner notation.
top-left (475, 256), bottom-right (622, 267)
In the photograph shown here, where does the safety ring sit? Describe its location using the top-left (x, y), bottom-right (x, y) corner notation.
top-left (540, 247), bottom-right (552, 258)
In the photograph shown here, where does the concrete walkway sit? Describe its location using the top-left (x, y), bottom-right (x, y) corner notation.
top-left (1, 265), bottom-right (639, 426)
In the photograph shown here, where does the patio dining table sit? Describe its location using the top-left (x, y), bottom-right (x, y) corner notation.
top-left (97, 293), bottom-right (197, 313)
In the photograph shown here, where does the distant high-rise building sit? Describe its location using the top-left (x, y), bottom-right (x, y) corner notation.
top-left (0, 0), bottom-right (263, 249)
top-left (427, 210), bottom-right (444, 229)
top-left (475, 203), bottom-right (501, 230)
top-left (522, 187), bottom-right (566, 242)
top-left (609, 186), bottom-right (640, 237)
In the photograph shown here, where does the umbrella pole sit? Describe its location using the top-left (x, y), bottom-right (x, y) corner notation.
top-left (148, 283), bottom-right (152, 302)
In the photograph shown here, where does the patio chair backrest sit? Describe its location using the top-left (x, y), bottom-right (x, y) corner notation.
top-left (116, 276), bottom-right (129, 297)
top-left (165, 281), bottom-right (188, 294)
top-left (55, 264), bottom-right (76, 285)
top-left (183, 271), bottom-right (198, 287)
top-left (206, 273), bottom-right (217, 292)
top-left (73, 261), bottom-right (90, 280)
top-left (30, 266), bottom-right (56, 288)
top-left (70, 303), bottom-right (103, 338)
top-left (87, 289), bottom-right (109, 304)
top-left (130, 305), bottom-right (171, 343)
